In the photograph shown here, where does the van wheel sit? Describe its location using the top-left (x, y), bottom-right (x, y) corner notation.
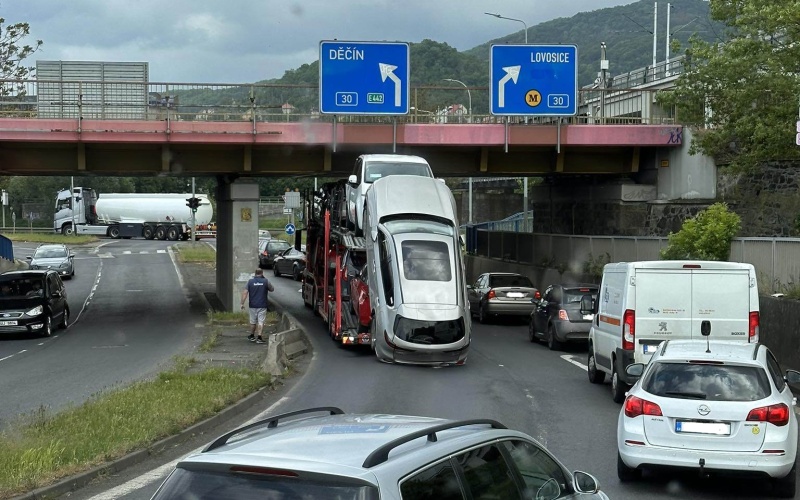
top-left (773, 462), bottom-right (796, 498)
top-left (40, 315), bottom-right (52, 337)
top-left (587, 346), bottom-right (606, 384)
top-left (617, 453), bottom-right (641, 482)
top-left (612, 370), bottom-right (630, 403)
top-left (547, 325), bottom-right (563, 351)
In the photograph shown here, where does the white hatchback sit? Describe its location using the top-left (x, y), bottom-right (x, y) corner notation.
top-left (617, 339), bottom-right (800, 498)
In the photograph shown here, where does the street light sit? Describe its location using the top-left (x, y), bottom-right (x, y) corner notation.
top-left (410, 106), bottom-right (434, 124)
top-left (443, 78), bottom-right (472, 123)
top-left (484, 12), bottom-right (528, 44)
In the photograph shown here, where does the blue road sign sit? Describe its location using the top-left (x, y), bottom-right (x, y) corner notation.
top-left (285, 223), bottom-right (296, 236)
top-left (319, 41), bottom-right (409, 115)
top-left (490, 44), bottom-right (578, 116)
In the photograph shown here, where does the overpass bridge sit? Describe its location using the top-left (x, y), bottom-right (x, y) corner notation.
top-left (0, 62), bottom-right (691, 310)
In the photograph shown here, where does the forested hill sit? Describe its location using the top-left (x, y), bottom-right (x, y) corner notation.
top-left (272, 0), bottom-right (719, 87)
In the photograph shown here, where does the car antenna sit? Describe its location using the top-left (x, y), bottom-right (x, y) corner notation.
top-left (701, 320), bottom-right (711, 353)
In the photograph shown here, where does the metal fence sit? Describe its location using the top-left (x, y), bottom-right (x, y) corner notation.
top-left (0, 79), bottom-right (677, 126)
top-left (465, 229), bottom-right (800, 294)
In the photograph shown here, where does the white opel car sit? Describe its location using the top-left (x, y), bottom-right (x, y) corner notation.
top-left (617, 338), bottom-right (800, 497)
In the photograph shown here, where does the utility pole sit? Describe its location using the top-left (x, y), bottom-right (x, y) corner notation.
top-left (191, 177), bottom-right (196, 242)
top-left (600, 42), bottom-right (608, 123)
top-left (652, 2), bottom-right (658, 78)
top-left (665, 3), bottom-right (671, 75)
top-left (70, 176), bottom-right (76, 236)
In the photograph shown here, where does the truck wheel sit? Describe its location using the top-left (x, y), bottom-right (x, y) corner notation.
top-left (155, 226), bottom-right (167, 240)
top-left (61, 224), bottom-right (74, 236)
top-left (108, 226), bottom-right (121, 239)
top-left (143, 225), bottom-right (155, 240)
top-left (166, 226), bottom-right (179, 241)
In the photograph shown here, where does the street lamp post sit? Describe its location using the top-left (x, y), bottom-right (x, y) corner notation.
top-left (443, 78), bottom-right (471, 123)
top-left (484, 12), bottom-right (528, 44)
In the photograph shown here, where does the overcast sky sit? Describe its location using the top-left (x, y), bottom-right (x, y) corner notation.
top-left (3, 0), bottom-right (637, 83)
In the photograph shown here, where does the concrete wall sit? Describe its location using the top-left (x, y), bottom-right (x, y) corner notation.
top-left (215, 180), bottom-right (260, 311)
top-left (465, 254), bottom-right (800, 373)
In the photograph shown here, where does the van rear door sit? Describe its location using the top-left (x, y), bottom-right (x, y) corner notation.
top-left (634, 269), bottom-right (693, 358)
top-left (691, 269), bottom-right (750, 340)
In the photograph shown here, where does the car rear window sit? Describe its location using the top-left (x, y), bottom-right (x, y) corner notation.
top-left (642, 362), bottom-right (771, 402)
top-left (364, 161), bottom-right (432, 183)
top-left (563, 288), bottom-right (598, 304)
top-left (394, 316), bottom-right (466, 345)
top-left (153, 468), bottom-right (379, 500)
top-left (489, 275), bottom-right (533, 288)
top-left (401, 240), bottom-right (452, 282)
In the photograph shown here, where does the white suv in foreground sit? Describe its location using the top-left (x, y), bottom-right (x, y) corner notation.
top-left (618, 339), bottom-right (800, 498)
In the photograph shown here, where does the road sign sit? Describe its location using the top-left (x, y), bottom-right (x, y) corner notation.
top-left (283, 208), bottom-right (293, 215)
top-left (319, 41), bottom-right (410, 115)
top-left (490, 44), bottom-right (578, 116)
top-left (285, 223), bottom-right (296, 236)
top-left (283, 191), bottom-right (301, 209)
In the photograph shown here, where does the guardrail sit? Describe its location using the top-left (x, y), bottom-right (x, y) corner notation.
top-left (0, 227), bottom-right (53, 234)
top-left (0, 79), bottom-right (678, 126)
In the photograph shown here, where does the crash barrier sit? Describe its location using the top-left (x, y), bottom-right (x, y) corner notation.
top-left (262, 300), bottom-right (309, 377)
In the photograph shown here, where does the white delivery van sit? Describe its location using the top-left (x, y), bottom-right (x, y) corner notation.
top-left (587, 260), bottom-right (760, 403)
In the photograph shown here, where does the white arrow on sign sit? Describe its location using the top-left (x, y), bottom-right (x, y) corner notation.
top-left (498, 65), bottom-right (521, 108)
top-left (379, 63), bottom-right (402, 107)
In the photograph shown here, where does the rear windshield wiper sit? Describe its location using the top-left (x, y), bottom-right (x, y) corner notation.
top-left (664, 391), bottom-right (707, 399)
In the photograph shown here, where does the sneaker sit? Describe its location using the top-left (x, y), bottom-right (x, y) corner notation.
top-left (256, 337), bottom-right (266, 344)
top-left (248, 334), bottom-right (256, 342)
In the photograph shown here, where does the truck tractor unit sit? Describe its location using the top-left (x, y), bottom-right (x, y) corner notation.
top-left (54, 187), bottom-right (214, 240)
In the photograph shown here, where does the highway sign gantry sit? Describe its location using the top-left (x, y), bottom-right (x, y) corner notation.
top-left (490, 44), bottom-right (578, 116)
top-left (319, 41), bottom-right (410, 115)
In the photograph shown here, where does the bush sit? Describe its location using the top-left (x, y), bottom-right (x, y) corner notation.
top-left (660, 203), bottom-right (741, 261)
top-left (583, 252), bottom-right (612, 283)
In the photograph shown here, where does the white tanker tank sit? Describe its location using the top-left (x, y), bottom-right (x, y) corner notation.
top-left (54, 187), bottom-right (215, 240)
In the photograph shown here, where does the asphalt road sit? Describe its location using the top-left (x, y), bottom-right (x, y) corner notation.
top-left (0, 239), bottom-right (201, 430)
top-left (57, 271), bottom-right (794, 500)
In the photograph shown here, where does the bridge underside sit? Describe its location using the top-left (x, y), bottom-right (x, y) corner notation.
top-left (0, 143), bottom-right (642, 177)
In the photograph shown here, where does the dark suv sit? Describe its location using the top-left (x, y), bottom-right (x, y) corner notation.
top-left (0, 270), bottom-right (69, 337)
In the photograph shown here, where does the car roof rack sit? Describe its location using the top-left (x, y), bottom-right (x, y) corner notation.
top-left (203, 407), bottom-right (344, 452)
top-left (362, 419), bottom-right (507, 468)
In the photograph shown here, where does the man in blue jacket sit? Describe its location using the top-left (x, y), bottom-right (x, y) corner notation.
top-left (240, 268), bottom-right (274, 344)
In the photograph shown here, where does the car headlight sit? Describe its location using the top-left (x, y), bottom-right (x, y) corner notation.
top-left (25, 305), bottom-right (43, 317)
top-left (60, 261), bottom-right (70, 268)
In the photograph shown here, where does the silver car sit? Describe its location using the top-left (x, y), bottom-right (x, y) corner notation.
top-left (150, 407), bottom-right (609, 500)
top-left (27, 244), bottom-right (74, 279)
top-left (468, 272), bottom-right (539, 323)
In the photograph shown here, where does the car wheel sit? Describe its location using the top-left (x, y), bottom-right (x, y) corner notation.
top-left (293, 265), bottom-right (301, 281)
top-left (611, 369), bottom-right (629, 404)
top-left (547, 325), bottom-right (564, 351)
top-left (617, 453), bottom-right (641, 482)
top-left (773, 462), bottom-right (796, 498)
top-left (59, 307), bottom-right (69, 329)
top-left (587, 345), bottom-right (606, 384)
top-left (274, 265), bottom-right (281, 277)
top-left (478, 303), bottom-right (489, 324)
top-left (528, 320), bottom-right (537, 342)
top-left (40, 315), bottom-right (52, 337)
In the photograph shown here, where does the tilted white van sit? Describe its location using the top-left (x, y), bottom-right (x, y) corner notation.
top-left (587, 260), bottom-right (760, 403)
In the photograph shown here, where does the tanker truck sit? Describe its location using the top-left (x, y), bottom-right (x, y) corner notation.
top-left (53, 187), bottom-right (214, 240)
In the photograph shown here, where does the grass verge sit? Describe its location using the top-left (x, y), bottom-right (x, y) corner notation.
top-left (209, 310), bottom-right (279, 325)
top-left (0, 359), bottom-right (271, 498)
top-left (174, 243), bottom-right (216, 263)
top-left (3, 234), bottom-right (99, 245)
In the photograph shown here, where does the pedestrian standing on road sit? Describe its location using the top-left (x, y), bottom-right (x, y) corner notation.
top-left (241, 268), bottom-right (274, 344)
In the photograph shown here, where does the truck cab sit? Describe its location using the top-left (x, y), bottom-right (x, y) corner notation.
top-left (54, 187), bottom-right (97, 235)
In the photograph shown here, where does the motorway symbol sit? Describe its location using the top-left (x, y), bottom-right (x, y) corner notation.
top-left (319, 41), bottom-right (410, 115)
top-left (285, 223), bottom-right (296, 236)
top-left (491, 44), bottom-right (578, 116)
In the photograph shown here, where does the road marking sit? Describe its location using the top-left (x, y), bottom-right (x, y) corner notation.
top-left (123, 251), bottom-right (131, 255)
top-left (167, 246), bottom-right (190, 305)
top-left (0, 355), bottom-right (14, 362)
top-left (91, 241), bottom-right (117, 254)
top-left (126, 290), bottom-right (144, 292)
top-left (72, 261), bottom-right (103, 327)
top-left (157, 250), bottom-right (166, 254)
top-left (560, 354), bottom-right (588, 371)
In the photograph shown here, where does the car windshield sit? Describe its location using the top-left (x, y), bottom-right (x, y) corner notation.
top-left (489, 275), bottom-right (533, 288)
top-left (34, 247), bottom-right (67, 259)
top-left (364, 161), bottom-right (431, 183)
top-left (642, 362), bottom-right (771, 402)
top-left (269, 241), bottom-right (291, 251)
top-left (0, 278), bottom-right (46, 299)
top-left (152, 468), bottom-right (379, 500)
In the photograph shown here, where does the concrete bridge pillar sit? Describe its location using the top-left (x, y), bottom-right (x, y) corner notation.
top-left (215, 179), bottom-right (260, 311)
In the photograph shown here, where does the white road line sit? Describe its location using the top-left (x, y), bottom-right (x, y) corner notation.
top-left (123, 251), bottom-right (131, 255)
top-left (91, 241), bottom-right (117, 254)
top-left (560, 354), bottom-right (588, 371)
top-left (72, 261), bottom-right (103, 327)
top-left (157, 250), bottom-right (166, 254)
top-left (0, 355), bottom-right (14, 362)
top-left (167, 246), bottom-right (190, 305)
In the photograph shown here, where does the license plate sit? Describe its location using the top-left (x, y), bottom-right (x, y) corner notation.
top-left (506, 292), bottom-right (523, 298)
top-left (643, 344), bottom-right (659, 354)
top-left (676, 421), bottom-right (731, 435)
top-left (0, 320), bottom-right (18, 326)
top-left (582, 314), bottom-right (594, 320)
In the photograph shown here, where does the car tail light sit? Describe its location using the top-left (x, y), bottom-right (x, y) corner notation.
top-left (749, 311), bottom-right (760, 343)
top-left (623, 309), bottom-right (635, 350)
top-left (534, 290), bottom-right (541, 300)
top-left (487, 289), bottom-right (496, 299)
top-left (747, 403), bottom-right (789, 426)
top-left (558, 309), bottom-right (569, 321)
top-left (624, 395), bottom-right (662, 418)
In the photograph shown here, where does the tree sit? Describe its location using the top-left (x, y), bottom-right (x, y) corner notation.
top-left (0, 17), bottom-right (42, 95)
top-left (660, 0), bottom-right (800, 170)
top-left (660, 203), bottom-right (742, 261)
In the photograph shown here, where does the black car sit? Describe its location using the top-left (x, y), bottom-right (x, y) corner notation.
top-left (258, 239), bottom-right (291, 269)
top-left (0, 270), bottom-right (70, 337)
top-left (529, 283), bottom-right (598, 350)
top-left (272, 247), bottom-right (306, 281)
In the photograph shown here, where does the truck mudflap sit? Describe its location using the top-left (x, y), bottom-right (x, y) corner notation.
top-left (614, 348), bottom-right (637, 386)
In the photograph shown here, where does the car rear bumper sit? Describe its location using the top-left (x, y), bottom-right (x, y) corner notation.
top-left (485, 301), bottom-right (535, 316)
top-left (553, 321), bottom-right (592, 342)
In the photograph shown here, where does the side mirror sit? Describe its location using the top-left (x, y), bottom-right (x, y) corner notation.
top-left (786, 369), bottom-right (800, 385)
top-left (625, 363), bottom-right (646, 379)
top-left (572, 471), bottom-right (599, 494)
top-left (348, 174), bottom-right (358, 186)
top-left (580, 295), bottom-right (594, 314)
